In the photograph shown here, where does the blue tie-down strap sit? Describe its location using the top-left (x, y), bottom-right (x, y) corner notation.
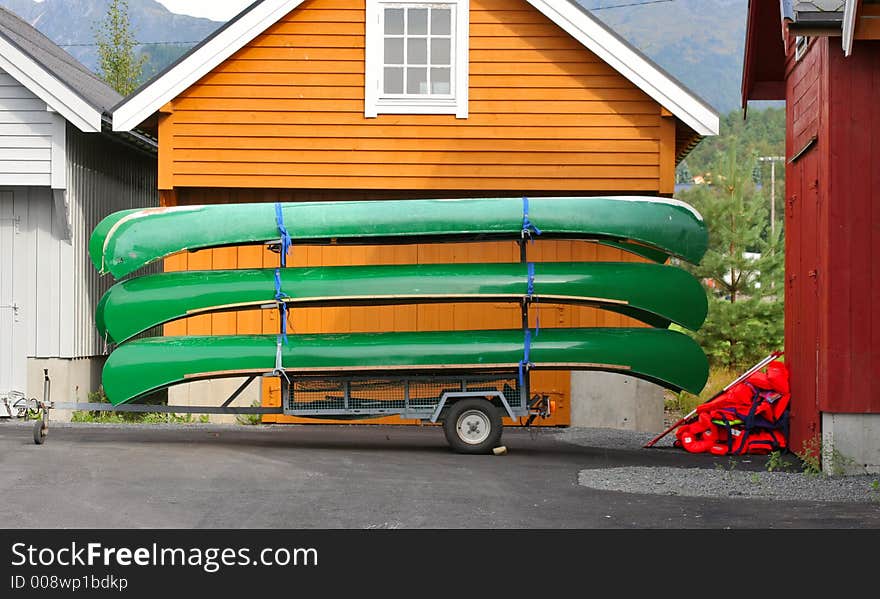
top-left (275, 202), bottom-right (292, 267)
top-left (527, 262), bottom-right (540, 335)
top-left (527, 262), bottom-right (536, 297)
top-left (277, 303), bottom-right (289, 345)
top-left (522, 197), bottom-right (543, 242)
top-left (518, 329), bottom-right (532, 389)
top-left (274, 267), bottom-right (290, 344)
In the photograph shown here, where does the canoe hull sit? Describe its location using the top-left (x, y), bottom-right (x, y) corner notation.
top-left (90, 196), bottom-right (707, 279)
top-left (96, 262), bottom-right (709, 344)
top-left (101, 328), bottom-right (710, 405)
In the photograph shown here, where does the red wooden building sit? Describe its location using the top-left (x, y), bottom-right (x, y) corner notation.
top-left (742, 0), bottom-right (879, 473)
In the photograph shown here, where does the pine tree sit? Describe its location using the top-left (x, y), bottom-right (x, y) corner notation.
top-left (675, 143), bottom-right (784, 370)
top-left (94, 0), bottom-right (147, 96)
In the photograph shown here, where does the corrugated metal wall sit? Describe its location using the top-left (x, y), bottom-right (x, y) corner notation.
top-left (66, 124), bottom-right (158, 357)
top-left (0, 126), bottom-right (157, 395)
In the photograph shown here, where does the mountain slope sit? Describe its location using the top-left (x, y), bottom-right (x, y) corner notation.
top-left (0, 0), bottom-right (221, 80)
top-left (579, 0), bottom-right (748, 114)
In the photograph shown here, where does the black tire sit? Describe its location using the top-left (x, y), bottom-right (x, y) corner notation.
top-left (443, 399), bottom-right (502, 454)
top-left (33, 421), bottom-right (46, 445)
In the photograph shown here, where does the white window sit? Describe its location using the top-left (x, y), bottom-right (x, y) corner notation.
top-left (365, 1), bottom-right (469, 118)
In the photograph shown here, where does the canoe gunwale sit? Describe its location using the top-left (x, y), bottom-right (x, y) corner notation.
top-left (102, 233), bottom-right (673, 278)
top-left (183, 362), bottom-right (634, 379)
top-left (182, 295), bottom-right (631, 315)
top-left (104, 293), bottom-right (647, 345)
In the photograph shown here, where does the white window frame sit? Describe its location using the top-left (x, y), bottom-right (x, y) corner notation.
top-left (365, 0), bottom-right (469, 118)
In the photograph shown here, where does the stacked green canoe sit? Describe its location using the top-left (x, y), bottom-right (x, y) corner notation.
top-left (90, 196), bottom-right (711, 405)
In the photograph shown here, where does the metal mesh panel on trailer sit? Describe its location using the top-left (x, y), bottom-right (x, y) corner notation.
top-left (289, 378), bottom-right (348, 411)
top-left (285, 371), bottom-right (523, 416)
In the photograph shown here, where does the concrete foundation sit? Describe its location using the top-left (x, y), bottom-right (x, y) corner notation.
top-left (27, 357), bottom-right (105, 423)
top-left (821, 413), bottom-right (880, 475)
top-left (167, 377), bottom-right (263, 424)
top-left (569, 371), bottom-right (664, 433)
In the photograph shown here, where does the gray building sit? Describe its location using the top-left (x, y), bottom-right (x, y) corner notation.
top-left (0, 7), bottom-right (157, 409)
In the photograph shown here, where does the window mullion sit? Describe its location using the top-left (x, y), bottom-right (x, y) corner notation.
top-left (368, 1), bottom-right (467, 117)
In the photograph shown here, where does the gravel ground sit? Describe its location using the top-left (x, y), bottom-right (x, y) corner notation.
top-left (551, 427), bottom-right (880, 504)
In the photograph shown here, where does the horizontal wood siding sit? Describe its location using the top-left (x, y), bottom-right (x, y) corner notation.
top-left (166, 0), bottom-right (664, 192)
top-left (0, 68), bottom-right (53, 187)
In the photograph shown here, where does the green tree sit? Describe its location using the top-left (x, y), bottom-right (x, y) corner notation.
top-left (140, 42), bottom-right (195, 81)
top-left (676, 160), bottom-right (692, 185)
top-left (685, 107), bottom-right (786, 176)
top-left (675, 143), bottom-right (784, 370)
top-left (94, 0), bottom-right (147, 95)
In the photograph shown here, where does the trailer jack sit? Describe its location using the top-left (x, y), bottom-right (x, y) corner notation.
top-left (16, 369), bottom-right (52, 444)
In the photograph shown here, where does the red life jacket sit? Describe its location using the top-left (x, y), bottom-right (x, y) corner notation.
top-left (673, 360), bottom-right (790, 455)
top-left (709, 428), bottom-right (787, 456)
top-left (675, 412), bottom-right (718, 453)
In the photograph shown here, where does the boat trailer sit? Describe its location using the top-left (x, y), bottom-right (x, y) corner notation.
top-left (13, 367), bottom-right (552, 454)
top-left (10, 238), bottom-right (552, 453)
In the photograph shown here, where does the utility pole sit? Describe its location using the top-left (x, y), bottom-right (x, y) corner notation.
top-left (757, 156), bottom-right (785, 235)
top-left (757, 155), bottom-right (785, 292)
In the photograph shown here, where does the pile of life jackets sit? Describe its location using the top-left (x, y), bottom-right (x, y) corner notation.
top-left (674, 360), bottom-right (790, 455)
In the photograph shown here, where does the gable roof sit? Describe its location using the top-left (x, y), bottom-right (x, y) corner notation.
top-left (741, 0), bottom-right (786, 109)
top-left (0, 6), bottom-right (121, 132)
top-left (742, 0), bottom-right (875, 105)
top-left (111, 0), bottom-right (719, 139)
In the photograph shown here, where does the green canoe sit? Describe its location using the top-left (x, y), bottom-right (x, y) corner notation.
top-left (90, 196), bottom-right (708, 279)
top-left (100, 328), bottom-right (709, 405)
top-left (96, 262), bottom-right (708, 344)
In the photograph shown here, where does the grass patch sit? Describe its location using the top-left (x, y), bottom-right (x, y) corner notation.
top-left (71, 389), bottom-right (209, 425)
top-left (665, 366), bottom-right (739, 417)
top-left (235, 399), bottom-right (263, 426)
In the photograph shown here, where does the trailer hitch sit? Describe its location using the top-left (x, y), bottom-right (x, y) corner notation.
top-left (522, 393), bottom-right (552, 426)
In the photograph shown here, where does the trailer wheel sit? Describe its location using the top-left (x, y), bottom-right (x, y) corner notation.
top-left (443, 399), bottom-right (502, 454)
top-left (33, 421), bottom-right (46, 445)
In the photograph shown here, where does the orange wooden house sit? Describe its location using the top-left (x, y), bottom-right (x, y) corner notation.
top-left (110, 0), bottom-right (719, 428)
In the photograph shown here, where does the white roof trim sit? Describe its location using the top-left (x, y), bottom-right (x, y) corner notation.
top-left (525, 0), bottom-right (718, 136)
top-left (842, 0), bottom-right (860, 57)
top-left (112, 0), bottom-right (305, 132)
top-left (0, 35), bottom-right (102, 132)
top-left (111, 0), bottom-right (718, 137)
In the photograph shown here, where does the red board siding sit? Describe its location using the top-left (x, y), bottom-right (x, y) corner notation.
top-left (823, 40), bottom-right (880, 413)
top-left (784, 36), bottom-right (823, 449)
top-left (783, 37), bottom-right (880, 451)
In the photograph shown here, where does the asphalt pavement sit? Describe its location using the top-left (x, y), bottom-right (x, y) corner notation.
top-left (1, 420), bottom-right (878, 529)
